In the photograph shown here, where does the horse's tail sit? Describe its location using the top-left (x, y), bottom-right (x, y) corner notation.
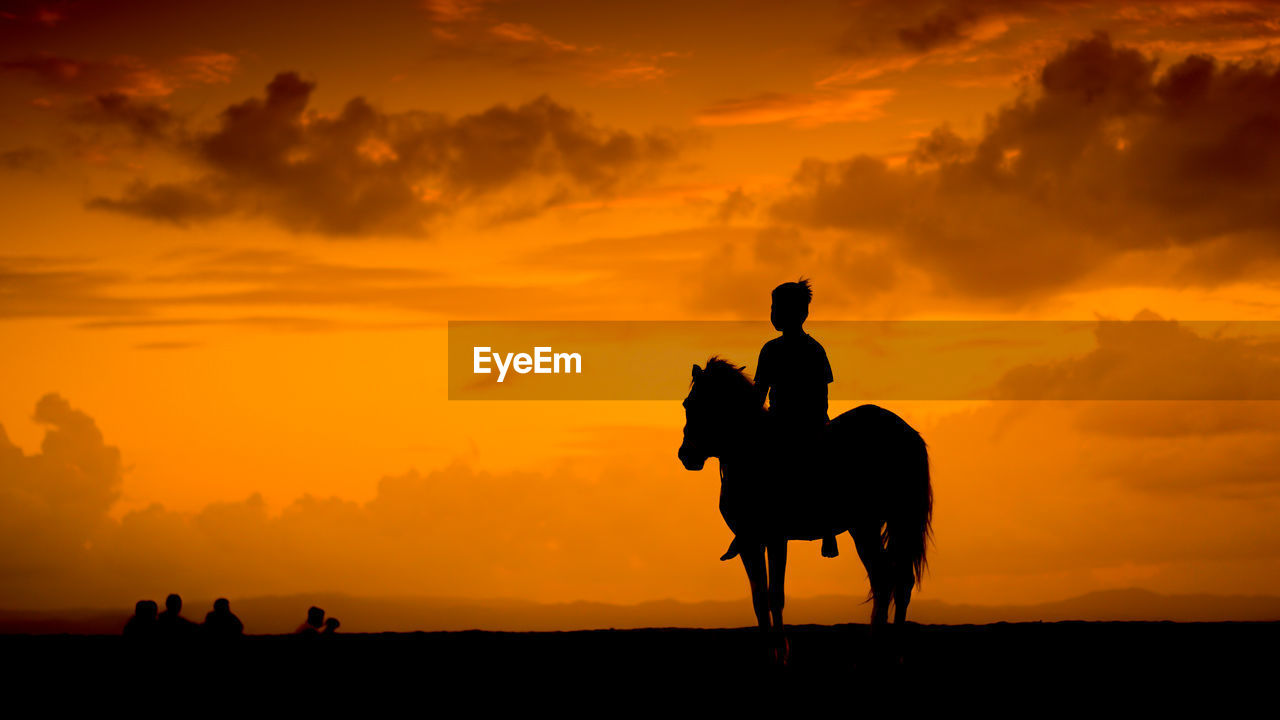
top-left (886, 430), bottom-right (932, 589)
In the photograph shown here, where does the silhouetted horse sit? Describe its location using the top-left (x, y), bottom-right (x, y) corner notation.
top-left (678, 358), bottom-right (932, 663)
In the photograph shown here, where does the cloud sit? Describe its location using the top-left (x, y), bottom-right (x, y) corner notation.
top-left (1, 50), bottom-right (237, 98)
top-left (897, 3), bottom-right (984, 52)
top-left (921, 398), bottom-right (1280, 603)
top-left (71, 92), bottom-right (176, 141)
top-left (0, 394), bottom-right (121, 582)
top-left (422, 0), bottom-right (495, 24)
top-left (0, 145), bottom-right (53, 171)
top-left (0, 257), bottom-right (147, 319)
top-left (177, 51), bottom-right (237, 85)
top-left (713, 187), bottom-right (755, 224)
top-left (837, 1), bottom-right (1280, 57)
top-left (89, 179), bottom-right (229, 224)
top-left (0, 3), bottom-right (68, 27)
top-left (424, 15), bottom-right (683, 85)
top-left (488, 21), bottom-right (582, 53)
top-left (989, 311), bottom-right (1280, 443)
top-left (88, 72), bottom-right (680, 236)
top-left (994, 311), bottom-right (1280, 402)
top-left (835, 0), bottom-right (1029, 57)
top-left (696, 88), bottom-right (895, 128)
top-left (773, 33), bottom-right (1280, 300)
top-left (0, 250), bottom-right (587, 325)
top-left (0, 395), bottom-right (718, 607)
top-left (6, 390), bottom-right (1280, 608)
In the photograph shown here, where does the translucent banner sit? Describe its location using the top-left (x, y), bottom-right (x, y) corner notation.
top-left (447, 320), bottom-right (1280, 400)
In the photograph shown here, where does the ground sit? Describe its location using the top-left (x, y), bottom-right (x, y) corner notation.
top-left (3, 622), bottom-right (1274, 709)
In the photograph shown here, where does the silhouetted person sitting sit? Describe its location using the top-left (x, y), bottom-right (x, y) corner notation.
top-left (123, 600), bottom-right (159, 638)
top-left (296, 606), bottom-right (326, 635)
top-left (202, 598), bottom-right (244, 638)
top-left (722, 279), bottom-right (838, 562)
top-left (157, 593), bottom-right (197, 637)
top-left (323, 617), bottom-right (340, 634)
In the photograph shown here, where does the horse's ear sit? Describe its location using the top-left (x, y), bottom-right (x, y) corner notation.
top-left (691, 364), bottom-right (702, 379)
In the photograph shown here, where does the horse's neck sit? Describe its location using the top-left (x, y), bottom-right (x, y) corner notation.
top-left (719, 414), bottom-right (767, 479)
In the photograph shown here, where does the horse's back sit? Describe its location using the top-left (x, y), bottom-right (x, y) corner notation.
top-left (824, 404), bottom-right (925, 511)
top-left (830, 403), bottom-right (920, 442)
top-left (743, 404), bottom-right (928, 541)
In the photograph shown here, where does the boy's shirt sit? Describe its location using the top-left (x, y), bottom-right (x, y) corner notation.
top-left (755, 332), bottom-right (833, 427)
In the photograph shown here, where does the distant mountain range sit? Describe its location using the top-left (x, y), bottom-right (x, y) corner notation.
top-left (3, 588), bottom-right (1278, 635)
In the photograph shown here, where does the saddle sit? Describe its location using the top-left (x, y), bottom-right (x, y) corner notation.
top-left (719, 413), bottom-right (839, 561)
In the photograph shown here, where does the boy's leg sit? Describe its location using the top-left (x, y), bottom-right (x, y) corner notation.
top-left (803, 420), bottom-right (839, 558)
top-left (821, 533), bottom-right (839, 558)
top-left (721, 536), bottom-right (740, 561)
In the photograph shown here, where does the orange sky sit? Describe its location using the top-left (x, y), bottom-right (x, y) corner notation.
top-left (3, 0), bottom-right (1280, 614)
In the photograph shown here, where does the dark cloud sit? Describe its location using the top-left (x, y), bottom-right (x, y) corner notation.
top-left (990, 312), bottom-right (1280, 447)
top-left (686, 226), bottom-right (901, 318)
top-left (897, 4), bottom-right (982, 52)
top-left (1, 53), bottom-right (119, 90)
top-left (2, 52), bottom-right (166, 97)
top-left (0, 257), bottom-right (147, 319)
top-left (88, 180), bottom-right (228, 224)
top-left (994, 311), bottom-right (1280, 403)
top-left (0, 48), bottom-right (237, 97)
top-left (0, 394), bottom-right (121, 581)
top-left (71, 92), bottom-right (176, 140)
top-left (0, 250), bottom-right (582, 325)
top-left (422, 0), bottom-right (496, 24)
top-left (88, 72), bottom-right (680, 236)
top-left (139, 249), bottom-right (579, 316)
top-left (420, 5), bottom-right (683, 85)
top-left (712, 187), bottom-right (754, 224)
top-left (774, 33), bottom-right (1280, 300)
top-left (835, 0), bottom-right (1035, 57)
top-left (838, 1), bottom-right (1280, 57)
top-left (0, 145), bottom-right (52, 171)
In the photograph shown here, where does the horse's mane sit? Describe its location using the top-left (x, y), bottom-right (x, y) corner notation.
top-left (699, 356), bottom-right (757, 403)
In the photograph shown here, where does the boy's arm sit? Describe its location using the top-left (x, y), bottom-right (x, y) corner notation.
top-left (754, 345), bottom-right (771, 407)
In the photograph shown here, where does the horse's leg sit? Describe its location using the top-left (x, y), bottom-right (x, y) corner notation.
top-left (766, 538), bottom-right (790, 664)
top-left (890, 576), bottom-right (911, 622)
top-left (885, 518), bottom-right (916, 625)
top-left (893, 565), bottom-right (913, 625)
top-left (766, 538), bottom-right (787, 628)
top-left (886, 546), bottom-right (916, 665)
top-left (853, 522), bottom-right (891, 628)
top-left (739, 541), bottom-right (770, 632)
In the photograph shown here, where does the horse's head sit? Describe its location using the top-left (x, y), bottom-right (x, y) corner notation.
top-left (678, 357), bottom-right (759, 471)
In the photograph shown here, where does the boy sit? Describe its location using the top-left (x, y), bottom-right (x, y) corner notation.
top-left (721, 279), bottom-right (838, 561)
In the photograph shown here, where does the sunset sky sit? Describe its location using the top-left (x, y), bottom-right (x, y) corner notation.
top-left (3, 0), bottom-right (1280, 617)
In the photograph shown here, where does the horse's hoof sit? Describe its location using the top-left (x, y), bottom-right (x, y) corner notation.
top-left (768, 647), bottom-right (790, 666)
top-left (767, 635), bottom-right (791, 666)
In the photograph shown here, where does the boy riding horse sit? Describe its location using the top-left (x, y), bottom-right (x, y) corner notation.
top-left (720, 279), bottom-right (840, 561)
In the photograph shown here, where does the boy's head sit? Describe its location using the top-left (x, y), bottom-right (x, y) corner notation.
top-left (770, 279), bottom-right (812, 331)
